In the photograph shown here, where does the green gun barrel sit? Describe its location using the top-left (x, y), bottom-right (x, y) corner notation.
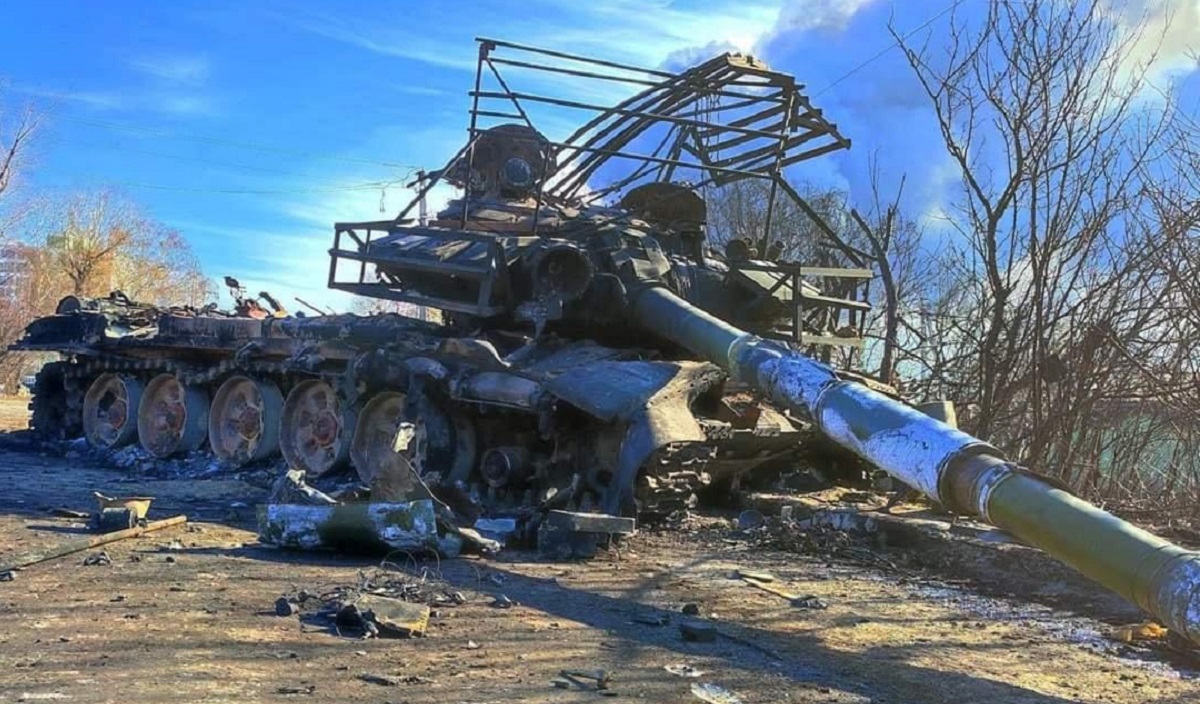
top-left (633, 286), bottom-right (1200, 645)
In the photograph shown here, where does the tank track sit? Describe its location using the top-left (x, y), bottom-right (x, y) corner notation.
top-left (29, 361), bottom-right (83, 440)
top-left (28, 345), bottom-right (788, 528)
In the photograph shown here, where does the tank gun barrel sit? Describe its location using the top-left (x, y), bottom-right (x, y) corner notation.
top-left (633, 285), bottom-right (1200, 645)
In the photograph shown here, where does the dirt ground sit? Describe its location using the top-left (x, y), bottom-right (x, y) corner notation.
top-left (0, 396), bottom-right (30, 435)
top-left (0, 396), bottom-right (1197, 703)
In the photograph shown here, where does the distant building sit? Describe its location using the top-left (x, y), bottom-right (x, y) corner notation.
top-left (0, 241), bottom-right (33, 300)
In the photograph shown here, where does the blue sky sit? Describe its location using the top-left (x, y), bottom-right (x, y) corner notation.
top-left (3, 0), bottom-right (1198, 308)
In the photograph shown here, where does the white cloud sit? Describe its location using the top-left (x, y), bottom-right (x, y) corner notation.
top-left (768, 0), bottom-right (881, 36)
top-left (5, 81), bottom-right (124, 110)
top-left (129, 55), bottom-right (211, 85)
top-left (7, 82), bottom-right (216, 118)
top-left (1103, 0), bottom-right (1200, 86)
top-left (153, 94), bottom-right (216, 117)
top-left (278, 0), bottom-right (784, 74)
top-left (274, 12), bottom-right (479, 72)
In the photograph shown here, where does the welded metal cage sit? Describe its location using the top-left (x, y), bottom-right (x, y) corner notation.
top-left (328, 38), bottom-right (873, 349)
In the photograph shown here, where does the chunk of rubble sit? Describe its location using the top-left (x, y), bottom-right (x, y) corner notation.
top-left (355, 594), bottom-right (430, 637)
top-left (258, 500), bottom-right (438, 552)
top-left (537, 509), bottom-right (636, 560)
top-left (268, 469), bottom-right (337, 505)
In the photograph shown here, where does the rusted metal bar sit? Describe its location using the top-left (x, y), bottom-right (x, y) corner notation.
top-left (487, 56), bottom-right (791, 105)
top-left (470, 90), bottom-right (794, 142)
top-left (0, 515), bottom-right (187, 575)
top-left (472, 109), bottom-right (525, 121)
top-left (473, 132), bottom-right (796, 182)
top-left (483, 58), bottom-right (537, 131)
top-left (478, 36), bottom-right (676, 78)
top-left (461, 40), bottom-right (492, 230)
top-left (761, 90), bottom-right (796, 251)
top-left (555, 67), bottom-right (743, 195)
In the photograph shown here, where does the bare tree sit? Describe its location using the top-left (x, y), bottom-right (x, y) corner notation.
top-left (892, 0), bottom-right (1173, 445)
top-left (41, 191), bottom-right (140, 297)
top-left (0, 92), bottom-right (38, 203)
top-left (705, 179), bottom-right (848, 264)
top-left (108, 225), bottom-right (213, 306)
top-left (0, 190), bottom-right (217, 393)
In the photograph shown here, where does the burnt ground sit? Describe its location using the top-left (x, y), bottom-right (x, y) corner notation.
top-left (0, 396), bottom-right (1197, 704)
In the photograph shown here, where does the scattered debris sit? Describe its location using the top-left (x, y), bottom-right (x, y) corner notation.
top-left (734, 569), bottom-right (775, 583)
top-left (441, 524), bottom-right (501, 555)
top-left (679, 621), bottom-right (717, 643)
top-left (359, 673), bottom-right (402, 687)
top-left (737, 510), bottom-right (765, 530)
top-left (336, 603), bottom-right (375, 637)
top-left (492, 594), bottom-right (513, 609)
top-left (92, 508), bottom-right (136, 533)
top-left (682, 602), bottom-right (700, 616)
top-left (50, 508), bottom-right (90, 519)
top-left (794, 595), bottom-right (829, 610)
top-left (437, 532), bottom-right (463, 558)
top-left (474, 517), bottom-right (518, 544)
top-left (275, 685), bottom-right (316, 695)
top-left (93, 492), bottom-right (154, 520)
top-left (1113, 622), bottom-right (1169, 643)
top-left (258, 501), bottom-right (438, 552)
top-left (0, 515), bottom-right (187, 576)
top-left (633, 613), bottom-right (670, 627)
top-left (82, 551), bottom-right (111, 566)
top-left (538, 509), bottom-right (636, 560)
top-left (465, 639), bottom-right (481, 650)
top-left (269, 469), bottom-right (337, 506)
top-left (0, 570), bottom-right (16, 582)
top-left (560, 669), bottom-right (611, 689)
top-left (546, 510), bottom-right (635, 534)
top-left (737, 569), bottom-right (828, 609)
top-left (691, 682), bottom-right (744, 704)
top-left (359, 673), bottom-right (433, 687)
top-left (665, 664), bottom-right (705, 678)
top-left (356, 594), bottom-right (430, 637)
top-left (275, 597), bottom-right (297, 616)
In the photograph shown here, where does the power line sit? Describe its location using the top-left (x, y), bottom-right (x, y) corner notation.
top-left (58, 116), bottom-right (421, 171)
top-left (109, 181), bottom-right (391, 195)
top-left (42, 137), bottom-right (412, 190)
top-left (812, 1), bottom-right (960, 98)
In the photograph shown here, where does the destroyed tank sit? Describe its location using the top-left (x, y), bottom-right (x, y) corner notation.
top-left (12, 41), bottom-right (875, 528)
top-left (15, 38), bottom-right (1198, 643)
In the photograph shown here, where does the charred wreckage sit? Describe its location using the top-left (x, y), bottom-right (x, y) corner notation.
top-left (11, 39), bottom-right (1200, 645)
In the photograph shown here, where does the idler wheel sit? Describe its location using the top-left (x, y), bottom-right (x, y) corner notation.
top-left (350, 391), bottom-right (410, 487)
top-left (136, 373), bottom-right (210, 458)
top-left (208, 375), bottom-right (283, 465)
top-left (83, 373), bottom-right (144, 449)
top-left (280, 379), bottom-right (354, 478)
